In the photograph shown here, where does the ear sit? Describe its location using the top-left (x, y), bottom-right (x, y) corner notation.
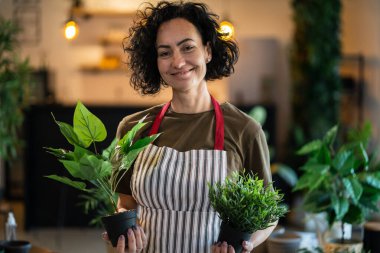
top-left (205, 41), bottom-right (212, 60)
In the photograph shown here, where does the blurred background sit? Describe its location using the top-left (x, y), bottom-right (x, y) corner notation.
top-left (0, 0), bottom-right (379, 252)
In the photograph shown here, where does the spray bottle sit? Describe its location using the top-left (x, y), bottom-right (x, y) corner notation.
top-left (5, 211), bottom-right (17, 241)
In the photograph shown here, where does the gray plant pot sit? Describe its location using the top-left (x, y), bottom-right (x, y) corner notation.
top-left (217, 221), bottom-right (251, 253)
top-left (267, 231), bottom-right (301, 253)
top-left (101, 209), bottom-right (137, 247)
top-left (1, 240), bottom-right (31, 253)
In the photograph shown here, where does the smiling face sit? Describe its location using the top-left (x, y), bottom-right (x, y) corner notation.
top-left (156, 18), bottom-right (211, 93)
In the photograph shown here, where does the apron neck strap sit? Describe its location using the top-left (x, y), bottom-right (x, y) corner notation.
top-left (149, 95), bottom-right (224, 150)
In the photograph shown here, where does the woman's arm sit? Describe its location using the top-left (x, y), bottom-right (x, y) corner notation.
top-left (117, 193), bottom-right (137, 212)
top-left (249, 220), bottom-right (278, 248)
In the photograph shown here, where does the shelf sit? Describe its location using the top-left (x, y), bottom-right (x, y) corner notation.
top-left (72, 7), bottom-right (134, 18)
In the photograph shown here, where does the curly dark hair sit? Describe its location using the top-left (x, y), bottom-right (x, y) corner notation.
top-left (123, 1), bottom-right (239, 95)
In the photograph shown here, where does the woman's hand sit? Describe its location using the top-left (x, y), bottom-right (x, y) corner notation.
top-left (102, 226), bottom-right (147, 253)
top-left (211, 240), bottom-right (254, 253)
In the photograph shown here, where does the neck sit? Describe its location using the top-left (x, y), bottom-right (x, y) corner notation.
top-left (170, 84), bottom-right (212, 113)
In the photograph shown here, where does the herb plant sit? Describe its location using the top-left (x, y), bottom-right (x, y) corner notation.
top-left (293, 125), bottom-right (380, 243)
top-left (45, 101), bottom-right (159, 224)
top-left (208, 170), bottom-right (287, 233)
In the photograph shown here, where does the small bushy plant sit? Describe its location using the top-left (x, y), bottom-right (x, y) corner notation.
top-left (208, 170), bottom-right (287, 233)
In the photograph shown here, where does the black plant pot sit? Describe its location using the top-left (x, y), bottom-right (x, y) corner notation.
top-left (101, 209), bottom-right (137, 247)
top-left (218, 221), bottom-right (251, 253)
top-left (1, 240), bottom-right (31, 253)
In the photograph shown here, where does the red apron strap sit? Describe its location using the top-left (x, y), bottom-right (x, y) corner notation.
top-left (149, 96), bottom-right (224, 150)
top-left (149, 101), bottom-right (171, 136)
top-left (211, 96), bottom-right (224, 150)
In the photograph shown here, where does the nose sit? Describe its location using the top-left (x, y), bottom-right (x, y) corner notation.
top-left (172, 51), bottom-right (185, 69)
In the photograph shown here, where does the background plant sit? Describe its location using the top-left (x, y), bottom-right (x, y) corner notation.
top-left (288, 0), bottom-right (342, 167)
top-left (0, 17), bottom-right (31, 160)
top-left (208, 170), bottom-right (287, 233)
top-left (45, 101), bottom-right (159, 224)
top-left (293, 125), bottom-right (380, 243)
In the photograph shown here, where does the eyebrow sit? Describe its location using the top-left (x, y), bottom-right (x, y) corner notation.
top-left (157, 38), bottom-right (194, 49)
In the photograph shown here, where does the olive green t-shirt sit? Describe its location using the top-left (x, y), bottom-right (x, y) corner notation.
top-left (115, 102), bottom-right (272, 194)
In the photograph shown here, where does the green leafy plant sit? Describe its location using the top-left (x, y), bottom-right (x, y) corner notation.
top-left (208, 170), bottom-right (287, 233)
top-left (293, 125), bottom-right (380, 243)
top-left (0, 17), bottom-right (31, 160)
top-left (290, 0), bottom-right (342, 145)
top-left (45, 101), bottom-right (159, 224)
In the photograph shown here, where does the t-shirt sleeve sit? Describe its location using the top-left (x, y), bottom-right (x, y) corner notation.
top-left (243, 125), bottom-right (272, 186)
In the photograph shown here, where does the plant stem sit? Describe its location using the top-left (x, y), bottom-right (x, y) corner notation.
top-left (93, 142), bottom-right (98, 155)
top-left (96, 178), bottom-right (117, 212)
top-left (341, 221), bottom-right (344, 244)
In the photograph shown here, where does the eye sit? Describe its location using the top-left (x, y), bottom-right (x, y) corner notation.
top-left (183, 45), bottom-right (195, 52)
top-left (158, 51), bottom-right (170, 58)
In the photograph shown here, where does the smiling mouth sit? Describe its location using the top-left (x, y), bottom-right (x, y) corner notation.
top-left (171, 68), bottom-right (195, 76)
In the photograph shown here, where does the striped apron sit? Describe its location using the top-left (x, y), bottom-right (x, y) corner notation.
top-left (130, 96), bottom-right (227, 253)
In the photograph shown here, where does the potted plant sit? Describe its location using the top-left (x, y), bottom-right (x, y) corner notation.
top-left (208, 170), bottom-right (287, 253)
top-left (45, 101), bottom-right (159, 247)
top-left (293, 125), bottom-right (380, 253)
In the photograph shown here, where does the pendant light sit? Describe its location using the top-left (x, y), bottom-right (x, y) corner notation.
top-left (63, 0), bottom-right (82, 41)
top-left (218, 0), bottom-right (234, 40)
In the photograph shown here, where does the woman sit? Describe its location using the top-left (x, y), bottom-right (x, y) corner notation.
top-left (111, 1), bottom-right (277, 252)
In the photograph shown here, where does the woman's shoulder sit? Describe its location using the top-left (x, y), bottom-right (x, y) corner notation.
top-left (221, 102), bottom-right (262, 135)
top-left (116, 104), bottom-right (163, 139)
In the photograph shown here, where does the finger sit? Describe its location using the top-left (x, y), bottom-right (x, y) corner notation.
top-left (127, 228), bottom-right (136, 251)
top-left (212, 242), bottom-right (221, 253)
top-left (242, 240), bottom-right (254, 251)
top-left (116, 235), bottom-right (125, 253)
top-left (228, 245), bottom-right (235, 253)
top-left (139, 226), bottom-right (147, 247)
top-left (101, 232), bottom-right (109, 241)
top-left (221, 241), bottom-right (228, 253)
top-left (133, 226), bottom-right (143, 250)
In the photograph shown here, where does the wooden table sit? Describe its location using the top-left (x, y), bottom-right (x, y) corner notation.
top-left (30, 245), bottom-right (57, 253)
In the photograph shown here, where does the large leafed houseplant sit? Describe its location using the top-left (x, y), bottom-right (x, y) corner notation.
top-left (45, 101), bottom-right (159, 247)
top-left (293, 125), bottom-right (380, 252)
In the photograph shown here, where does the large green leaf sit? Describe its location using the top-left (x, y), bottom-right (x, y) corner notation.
top-left (296, 140), bottom-right (322, 155)
top-left (323, 125), bottom-right (338, 146)
top-left (73, 101), bottom-right (107, 148)
top-left (275, 164), bottom-right (298, 187)
top-left (332, 150), bottom-right (351, 172)
top-left (78, 155), bottom-right (107, 180)
top-left (45, 175), bottom-right (89, 192)
top-left (363, 173), bottom-right (380, 189)
top-left (60, 159), bottom-right (87, 180)
top-left (102, 138), bottom-right (118, 160)
top-left (331, 195), bottom-right (349, 220)
top-left (357, 143), bottom-right (369, 167)
top-left (52, 113), bottom-right (82, 146)
top-left (44, 147), bottom-right (74, 160)
top-left (293, 165), bottom-right (329, 191)
top-left (342, 177), bottom-right (363, 204)
top-left (118, 116), bottom-right (148, 154)
top-left (73, 144), bottom-right (94, 161)
top-left (316, 145), bottom-right (331, 164)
